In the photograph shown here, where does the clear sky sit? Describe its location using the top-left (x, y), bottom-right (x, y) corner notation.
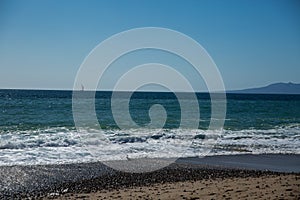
top-left (0, 0), bottom-right (299, 91)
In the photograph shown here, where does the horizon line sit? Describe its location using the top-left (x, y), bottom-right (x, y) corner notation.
top-left (0, 82), bottom-right (299, 93)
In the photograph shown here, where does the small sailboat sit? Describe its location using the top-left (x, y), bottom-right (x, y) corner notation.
top-left (81, 84), bottom-right (84, 91)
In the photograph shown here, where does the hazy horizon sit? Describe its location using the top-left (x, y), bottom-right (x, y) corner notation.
top-left (1, 81), bottom-right (299, 93)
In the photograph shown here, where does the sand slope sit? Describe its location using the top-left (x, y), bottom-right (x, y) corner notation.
top-left (53, 174), bottom-right (299, 200)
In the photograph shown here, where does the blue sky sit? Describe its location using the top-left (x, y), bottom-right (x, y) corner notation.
top-left (0, 0), bottom-right (299, 91)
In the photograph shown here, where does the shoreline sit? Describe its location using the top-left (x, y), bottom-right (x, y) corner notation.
top-left (1, 154), bottom-right (300, 199)
top-left (177, 153), bottom-right (300, 173)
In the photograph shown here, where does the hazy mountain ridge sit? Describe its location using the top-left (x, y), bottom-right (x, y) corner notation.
top-left (230, 82), bottom-right (300, 94)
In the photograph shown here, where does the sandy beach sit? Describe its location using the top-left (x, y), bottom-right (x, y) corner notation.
top-left (1, 154), bottom-right (299, 199)
top-left (54, 174), bottom-right (300, 200)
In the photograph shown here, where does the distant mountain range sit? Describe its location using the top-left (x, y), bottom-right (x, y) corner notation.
top-left (229, 82), bottom-right (300, 94)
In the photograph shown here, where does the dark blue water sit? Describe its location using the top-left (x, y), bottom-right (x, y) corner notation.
top-left (0, 89), bottom-right (299, 165)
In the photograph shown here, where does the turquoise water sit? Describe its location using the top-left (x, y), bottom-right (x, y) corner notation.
top-left (0, 90), bottom-right (299, 165)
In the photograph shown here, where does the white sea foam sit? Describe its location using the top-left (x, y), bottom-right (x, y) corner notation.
top-left (0, 125), bottom-right (299, 166)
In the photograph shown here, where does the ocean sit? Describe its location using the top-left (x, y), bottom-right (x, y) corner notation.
top-left (0, 89), bottom-right (299, 166)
